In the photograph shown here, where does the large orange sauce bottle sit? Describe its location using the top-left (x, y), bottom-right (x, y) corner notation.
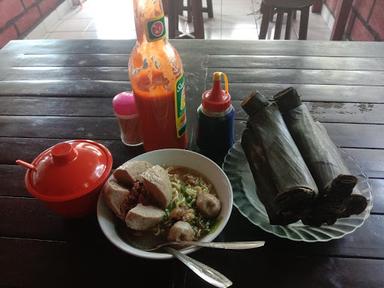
top-left (128, 0), bottom-right (187, 151)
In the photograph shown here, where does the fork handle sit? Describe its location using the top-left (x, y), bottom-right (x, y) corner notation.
top-left (165, 247), bottom-right (232, 288)
top-left (177, 240), bottom-right (265, 250)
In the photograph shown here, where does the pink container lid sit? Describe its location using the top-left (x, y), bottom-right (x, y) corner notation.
top-left (112, 91), bottom-right (138, 116)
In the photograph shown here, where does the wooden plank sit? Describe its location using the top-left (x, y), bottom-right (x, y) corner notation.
top-left (0, 67), bottom-right (129, 81)
top-left (0, 165), bottom-right (29, 198)
top-left (232, 123), bottom-right (384, 178)
top-left (179, 40), bottom-right (384, 57)
top-left (1, 39), bottom-right (136, 55)
top-left (185, 250), bottom-right (384, 287)
top-left (3, 116), bottom-right (383, 148)
top-left (207, 68), bottom-right (384, 86)
top-left (226, 114), bottom-right (384, 147)
top-left (1, 136), bottom-right (383, 179)
top-left (3, 97), bottom-right (384, 124)
top-left (232, 101), bottom-right (384, 125)
top-left (0, 237), bottom-right (176, 288)
top-left (344, 148), bottom-right (384, 179)
top-left (0, 138), bottom-right (144, 168)
top-left (370, 179), bottom-right (384, 214)
top-left (3, 39), bottom-right (384, 58)
top-left (207, 55), bottom-right (384, 71)
top-left (0, 68), bottom-right (198, 96)
top-left (305, 102), bottom-right (384, 124)
top-left (0, 53), bottom-right (130, 68)
top-left (224, 210), bottom-right (384, 259)
top-left (0, 80), bottom-right (129, 97)
top-left (5, 159), bottom-right (383, 209)
top-left (220, 83), bottom-right (384, 104)
top-left (1, 235), bottom-right (383, 288)
top-left (4, 163), bottom-right (384, 214)
top-left (0, 198), bottom-right (383, 258)
top-left (324, 123), bottom-right (384, 149)
top-left (0, 116), bottom-right (119, 139)
top-left (0, 197), bottom-right (72, 240)
top-left (0, 97), bottom-right (114, 116)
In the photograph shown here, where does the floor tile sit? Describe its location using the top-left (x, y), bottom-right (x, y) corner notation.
top-left (46, 31), bottom-right (86, 39)
top-left (25, 0), bottom-right (332, 41)
top-left (42, 10), bottom-right (61, 32)
top-left (56, 0), bottom-right (74, 18)
top-left (26, 23), bottom-right (47, 39)
top-left (54, 18), bottom-right (92, 32)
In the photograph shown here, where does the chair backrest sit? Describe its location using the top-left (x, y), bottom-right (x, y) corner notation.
top-left (259, 0), bottom-right (315, 40)
top-left (263, 0), bottom-right (315, 9)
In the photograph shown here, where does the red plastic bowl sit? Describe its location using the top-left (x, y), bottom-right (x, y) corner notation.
top-left (17, 140), bottom-right (113, 218)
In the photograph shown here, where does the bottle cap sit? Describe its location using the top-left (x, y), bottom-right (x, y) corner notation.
top-left (112, 91), bottom-right (138, 117)
top-left (202, 72), bottom-right (231, 113)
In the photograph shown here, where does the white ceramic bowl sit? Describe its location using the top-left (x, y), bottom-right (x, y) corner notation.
top-left (97, 149), bottom-right (233, 259)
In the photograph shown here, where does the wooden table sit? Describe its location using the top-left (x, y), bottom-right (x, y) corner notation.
top-left (1, 39), bottom-right (384, 288)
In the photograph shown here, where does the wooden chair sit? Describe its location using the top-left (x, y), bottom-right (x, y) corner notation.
top-left (182, 0), bottom-right (213, 23)
top-left (165, 0), bottom-right (206, 39)
top-left (259, 0), bottom-right (315, 40)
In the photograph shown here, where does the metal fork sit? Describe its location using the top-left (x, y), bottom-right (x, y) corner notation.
top-left (165, 247), bottom-right (233, 288)
top-left (142, 240), bottom-right (265, 251)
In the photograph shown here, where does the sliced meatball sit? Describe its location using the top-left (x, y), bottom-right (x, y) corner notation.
top-left (125, 203), bottom-right (165, 231)
top-left (196, 192), bottom-right (221, 218)
top-left (103, 176), bottom-right (131, 220)
top-left (141, 165), bottom-right (172, 209)
top-left (113, 160), bottom-right (152, 187)
top-left (168, 221), bottom-right (195, 241)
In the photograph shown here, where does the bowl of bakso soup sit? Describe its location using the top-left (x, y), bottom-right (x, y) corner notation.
top-left (97, 149), bottom-right (233, 259)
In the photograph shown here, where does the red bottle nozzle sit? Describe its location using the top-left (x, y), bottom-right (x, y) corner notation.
top-left (202, 72), bottom-right (231, 112)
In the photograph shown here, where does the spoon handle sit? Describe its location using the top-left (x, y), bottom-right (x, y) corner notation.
top-left (165, 247), bottom-right (232, 288)
top-left (179, 240), bottom-right (265, 250)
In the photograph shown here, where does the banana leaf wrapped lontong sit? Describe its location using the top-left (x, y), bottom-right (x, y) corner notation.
top-left (241, 91), bottom-right (318, 225)
top-left (274, 88), bottom-right (368, 226)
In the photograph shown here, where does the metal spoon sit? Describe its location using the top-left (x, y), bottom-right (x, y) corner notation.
top-left (165, 247), bottom-right (233, 288)
top-left (143, 240), bottom-right (265, 252)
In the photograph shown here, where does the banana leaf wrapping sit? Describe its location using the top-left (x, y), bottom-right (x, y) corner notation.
top-left (241, 128), bottom-right (301, 225)
top-left (241, 92), bottom-right (318, 224)
top-left (274, 87), bottom-right (368, 226)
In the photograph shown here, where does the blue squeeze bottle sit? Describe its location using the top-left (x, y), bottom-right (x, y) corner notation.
top-left (196, 72), bottom-right (235, 164)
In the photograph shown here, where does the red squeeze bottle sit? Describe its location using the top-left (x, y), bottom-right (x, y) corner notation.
top-left (196, 72), bottom-right (235, 164)
top-left (128, 0), bottom-right (187, 151)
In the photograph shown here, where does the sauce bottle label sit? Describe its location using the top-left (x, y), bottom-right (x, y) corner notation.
top-left (175, 74), bottom-right (187, 138)
top-left (146, 16), bottom-right (166, 42)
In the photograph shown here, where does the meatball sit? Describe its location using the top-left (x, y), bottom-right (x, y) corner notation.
top-left (167, 221), bottom-right (195, 241)
top-left (170, 207), bottom-right (195, 222)
top-left (196, 192), bottom-right (221, 218)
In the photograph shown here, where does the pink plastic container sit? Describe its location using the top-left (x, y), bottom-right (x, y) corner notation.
top-left (113, 91), bottom-right (143, 146)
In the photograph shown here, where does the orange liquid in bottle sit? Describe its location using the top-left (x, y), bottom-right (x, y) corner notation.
top-left (134, 88), bottom-right (187, 151)
top-left (129, 0), bottom-right (187, 151)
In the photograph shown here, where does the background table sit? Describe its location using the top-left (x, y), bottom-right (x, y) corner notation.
top-left (0, 39), bottom-right (384, 287)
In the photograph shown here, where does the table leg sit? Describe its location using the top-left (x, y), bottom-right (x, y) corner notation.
top-left (191, 0), bottom-right (205, 39)
top-left (274, 10), bottom-right (283, 40)
top-left (167, 0), bottom-right (180, 38)
top-left (331, 0), bottom-right (353, 40)
top-left (259, 4), bottom-right (271, 39)
top-left (285, 10), bottom-right (293, 40)
top-left (299, 6), bottom-right (310, 40)
top-left (312, 0), bottom-right (323, 14)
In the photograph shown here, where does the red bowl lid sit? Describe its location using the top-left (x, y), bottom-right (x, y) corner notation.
top-left (25, 140), bottom-right (113, 202)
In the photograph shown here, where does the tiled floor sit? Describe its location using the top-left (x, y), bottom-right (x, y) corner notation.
top-left (26, 0), bottom-right (331, 41)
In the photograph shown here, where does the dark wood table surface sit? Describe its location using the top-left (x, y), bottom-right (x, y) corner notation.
top-left (1, 39), bottom-right (384, 288)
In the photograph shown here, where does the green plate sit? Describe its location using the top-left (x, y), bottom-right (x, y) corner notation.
top-left (222, 141), bottom-right (373, 242)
